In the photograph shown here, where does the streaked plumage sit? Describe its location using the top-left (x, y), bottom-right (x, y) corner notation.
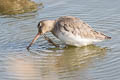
top-left (27, 16), bottom-right (111, 50)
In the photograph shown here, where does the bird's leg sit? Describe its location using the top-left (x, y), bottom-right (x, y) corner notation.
top-left (43, 35), bottom-right (59, 48)
top-left (64, 45), bottom-right (68, 48)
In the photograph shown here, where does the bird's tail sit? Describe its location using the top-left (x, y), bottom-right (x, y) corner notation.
top-left (104, 35), bottom-right (111, 39)
top-left (95, 32), bottom-right (111, 40)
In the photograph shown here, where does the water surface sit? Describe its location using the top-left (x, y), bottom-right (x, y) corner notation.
top-left (0, 0), bottom-right (120, 80)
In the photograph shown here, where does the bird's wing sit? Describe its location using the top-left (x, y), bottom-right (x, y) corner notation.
top-left (56, 16), bottom-right (111, 40)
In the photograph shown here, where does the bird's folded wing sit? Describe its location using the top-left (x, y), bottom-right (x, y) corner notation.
top-left (56, 17), bottom-right (110, 40)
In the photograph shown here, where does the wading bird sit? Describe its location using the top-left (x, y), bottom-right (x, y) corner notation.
top-left (27, 16), bottom-right (111, 50)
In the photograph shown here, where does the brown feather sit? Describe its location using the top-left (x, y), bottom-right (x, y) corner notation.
top-left (53, 16), bottom-right (111, 40)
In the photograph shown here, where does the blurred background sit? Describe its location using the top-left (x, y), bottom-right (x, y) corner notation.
top-left (0, 0), bottom-right (120, 80)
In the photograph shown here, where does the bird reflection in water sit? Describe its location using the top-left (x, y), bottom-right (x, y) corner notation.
top-left (6, 45), bottom-right (107, 80)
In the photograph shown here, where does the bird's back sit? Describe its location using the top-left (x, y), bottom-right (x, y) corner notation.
top-left (52, 16), bottom-right (111, 46)
top-left (53, 16), bottom-right (111, 40)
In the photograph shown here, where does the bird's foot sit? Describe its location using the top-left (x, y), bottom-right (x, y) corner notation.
top-left (63, 45), bottom-right (68, 48)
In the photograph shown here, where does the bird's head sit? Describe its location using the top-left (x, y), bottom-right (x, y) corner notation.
top-left (27, 20), bottom-right (55, 50)
top-left (37, 20), bottom-right (55, 34)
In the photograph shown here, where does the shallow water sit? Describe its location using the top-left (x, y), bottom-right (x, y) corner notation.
top-left (0, 0), bottom-right (120, 80)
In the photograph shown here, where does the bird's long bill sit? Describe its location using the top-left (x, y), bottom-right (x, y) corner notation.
top-left (27, 32), bottom-right (41, 50)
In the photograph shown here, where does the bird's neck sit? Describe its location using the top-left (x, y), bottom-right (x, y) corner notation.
top-left (48, 20), bottom-right (56, 31)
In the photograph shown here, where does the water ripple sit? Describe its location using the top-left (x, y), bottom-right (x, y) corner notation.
top-left (0, 0), bottom-right (120, 80)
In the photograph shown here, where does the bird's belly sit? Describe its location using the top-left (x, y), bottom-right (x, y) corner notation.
top-left (57, 32), bottom-right (100, 47)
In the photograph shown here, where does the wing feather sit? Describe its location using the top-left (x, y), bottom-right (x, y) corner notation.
top-left (55, 16), bottom-right (111, 40)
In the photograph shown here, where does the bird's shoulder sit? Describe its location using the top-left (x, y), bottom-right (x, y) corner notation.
top-left (56, 16), bottom-right (81, 24)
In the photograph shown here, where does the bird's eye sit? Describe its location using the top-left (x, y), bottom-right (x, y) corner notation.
top-left (39, 22), bottom-right (42, 26)
top-left (37, 22), bottom-right (42, 29)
